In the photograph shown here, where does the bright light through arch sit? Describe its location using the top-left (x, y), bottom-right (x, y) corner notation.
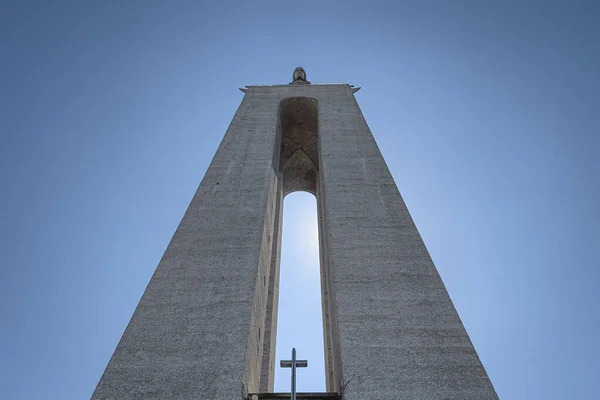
top-left (274, 191), bottom-right (325, 392)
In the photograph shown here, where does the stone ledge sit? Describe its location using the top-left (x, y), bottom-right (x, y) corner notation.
top-left (248, 393), bottom-right (340, 400)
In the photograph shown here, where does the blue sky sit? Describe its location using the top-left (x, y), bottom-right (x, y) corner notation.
top-left (1, 1), bottom-right (599, 398)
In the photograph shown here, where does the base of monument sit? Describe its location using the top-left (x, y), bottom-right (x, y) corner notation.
top-left (248, 393), bottom-right (340, 400)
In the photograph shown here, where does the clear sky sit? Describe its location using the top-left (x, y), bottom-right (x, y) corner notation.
top-left (1, 1), bottom-right (599, 399)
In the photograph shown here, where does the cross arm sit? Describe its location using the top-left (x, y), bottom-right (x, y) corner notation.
top-left (280, 360), bottom-right (308, 368)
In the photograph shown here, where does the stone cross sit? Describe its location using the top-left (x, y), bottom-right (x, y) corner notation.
top-left (280, 348), bottom-right (308, 400)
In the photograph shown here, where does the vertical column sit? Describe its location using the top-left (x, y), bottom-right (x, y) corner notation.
top-left (92, 91), bottom-right (281, 400)
top-left (317, 86), bottom-right (498, 399)
top-left (259, 180), bottom-right (283, 392)
top-left (317, 176), bottom-right (342, 393)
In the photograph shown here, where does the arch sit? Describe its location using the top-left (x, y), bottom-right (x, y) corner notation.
top-left (276, 97), bottom-right (319, 196)
top-left (263, 96), bottom-right (341, 393)
top-left (274, 191), bottom-right (325, 391)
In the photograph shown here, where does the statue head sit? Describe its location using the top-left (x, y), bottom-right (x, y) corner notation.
top-left (291, 67), bottom-right (310, 84)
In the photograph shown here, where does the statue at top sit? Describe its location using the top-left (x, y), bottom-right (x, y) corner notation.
top-left (291, 67), bottom-right (311, 84)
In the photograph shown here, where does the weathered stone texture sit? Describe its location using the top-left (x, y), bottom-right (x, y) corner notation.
top-left (92, 82), bottom-right (497, 400)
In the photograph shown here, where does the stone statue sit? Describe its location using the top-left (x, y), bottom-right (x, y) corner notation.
top-left (291, 67), bottom-right (311, 84)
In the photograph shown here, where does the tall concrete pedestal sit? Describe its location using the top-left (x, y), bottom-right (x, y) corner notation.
top-left (92, 69), bottom-right (498, 400)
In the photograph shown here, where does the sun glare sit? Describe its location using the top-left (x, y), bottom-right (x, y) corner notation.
top-left (274, 191), bottom-right (326, 392)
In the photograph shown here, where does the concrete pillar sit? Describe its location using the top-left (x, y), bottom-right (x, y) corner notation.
top-left (93, 78), bottom-right (497, 400)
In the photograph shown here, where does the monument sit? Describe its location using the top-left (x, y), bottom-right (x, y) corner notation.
top-left (92, 68), bottom-right (498, 399)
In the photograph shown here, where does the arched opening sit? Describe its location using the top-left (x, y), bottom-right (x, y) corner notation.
top-left (257, 96), bottom-right (339, 395)
top-left (276, 97), bottom-right (319, 195)
top-left (273, 97), bottom-right (327, 391)
top-left (274, 191), bottom-right (325, 392)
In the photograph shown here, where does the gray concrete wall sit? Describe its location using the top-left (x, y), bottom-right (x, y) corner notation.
top-left (93, 82), bottom-right (498, 400)
top-left (315, 85), bottom-right (498, 399)
top-left (92, 91), bottom-right (282, 399)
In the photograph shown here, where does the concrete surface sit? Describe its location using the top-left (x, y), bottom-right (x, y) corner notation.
top-left (92, 72), bottom-right (498, 400)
